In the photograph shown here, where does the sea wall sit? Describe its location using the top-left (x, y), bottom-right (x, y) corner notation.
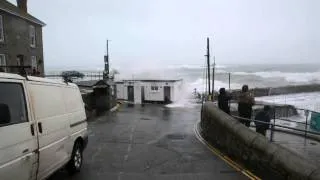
top-left (230, 102), bottom-right (298, 119)
top-left (200, 102), bottom-right (320, 180)
top-left (230, 84), bottom-right (320, 98)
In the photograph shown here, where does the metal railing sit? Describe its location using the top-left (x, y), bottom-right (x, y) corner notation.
top-left (45, 71), bottom-right (104, 82)
top-left (231, 109), bottom-right (320, 142)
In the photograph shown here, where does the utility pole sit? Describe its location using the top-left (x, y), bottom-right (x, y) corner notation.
top-left (103, 39), bottom-right (110, 80)
top-left (212, 56), bottom-right (215, 101)
top-left (205, 37), bottom-right (211, 99)
top-left (228, 72), bottom-right (231, 91)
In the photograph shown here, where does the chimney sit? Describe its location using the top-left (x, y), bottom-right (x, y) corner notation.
top-left (16, 0), bottom-right (27, 13)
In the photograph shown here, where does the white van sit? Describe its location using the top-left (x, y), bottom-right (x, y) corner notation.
top-left (0, 73), bottom-right (88, 180)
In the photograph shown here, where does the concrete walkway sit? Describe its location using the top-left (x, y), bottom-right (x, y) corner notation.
top-left (264, 129), bottom-right (320, 165)
top-left (49, 104), bottom-right (249, 180)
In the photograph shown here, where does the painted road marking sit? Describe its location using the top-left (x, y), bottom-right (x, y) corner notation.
top-left (194, 122), bottom-right (261, 180)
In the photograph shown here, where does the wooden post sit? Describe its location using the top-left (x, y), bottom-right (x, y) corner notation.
top-left (206, 37), bottom-right (211, 100)
top-left (305, 110), bottom-right (309, 138)
top-left (211, 56), bottom-right (216, 101)
top-left (228, 73), bottom-right (231, 91)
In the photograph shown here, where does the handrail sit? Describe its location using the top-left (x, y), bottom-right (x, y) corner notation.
top-left (296, 108), bottom-right (319, 115)
top-left (231, 115), bottom-right (320, 141)
top-left (276, 117), bottom-right (310, 126)
top-left (244, 102), bottom-right (320, 127)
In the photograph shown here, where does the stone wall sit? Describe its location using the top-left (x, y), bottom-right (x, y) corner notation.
top-left (81, 88), bottom-right (117, 119)
top-left (0, 10), bottom-right (44, 75)
top-left (229, 84), bottom-right (320, 99)
top-left (230, 102), bottom-right (298, 119)
top-left (200, 102), bottom-right (320, 180)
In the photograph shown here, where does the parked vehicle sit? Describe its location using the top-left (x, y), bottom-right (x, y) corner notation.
top-left (0, 73), bottom-right (88, 180)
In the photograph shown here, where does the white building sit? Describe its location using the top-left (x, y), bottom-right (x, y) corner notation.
top-left (116, 79), bottom-right (183, 104)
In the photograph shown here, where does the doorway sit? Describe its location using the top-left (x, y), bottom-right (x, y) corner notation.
top-left (164, 86), bottom-right (171, 103)
top-left (141, 86), bottom-right (145, 103)
top-left (127, 86), bottom-right (134, 102)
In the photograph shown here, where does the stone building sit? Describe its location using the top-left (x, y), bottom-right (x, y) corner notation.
top-left (0, 0), bottom-right (45, 76)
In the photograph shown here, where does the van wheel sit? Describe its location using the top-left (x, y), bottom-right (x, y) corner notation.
top-left (67, 141), bottom-right (83, 174)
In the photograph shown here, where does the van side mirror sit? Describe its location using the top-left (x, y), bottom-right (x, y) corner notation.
top-left (0, 104), bottom-right (11, 124)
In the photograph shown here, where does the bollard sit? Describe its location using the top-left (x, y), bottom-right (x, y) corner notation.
top-left (304, 110), bottom-right (309, 138)
top-left (270, 123), bottom-right (274, 142)
top-left (270, 107), bottom-right (276, 142)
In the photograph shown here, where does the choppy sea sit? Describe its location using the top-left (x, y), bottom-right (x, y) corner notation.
top-left (47, 63), bottom-right (320, 112)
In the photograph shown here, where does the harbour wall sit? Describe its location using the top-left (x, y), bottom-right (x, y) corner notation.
top-left (200, 102), bottom-right (320, 180)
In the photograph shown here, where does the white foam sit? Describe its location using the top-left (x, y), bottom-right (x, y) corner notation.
top-left (167, 64), bottom-right (227, 70)
top-left (165, 78), bottom-right (241, 108)
top-left (234, 71), bottom-right (320, 83)
top-left (165, 101), bottom-right (199, 108)
top-left (257, 92), bottom-right (320, 112)
top-left (165, 81), bottom-right (199, 108)
top-left (189, 78), bottom-right (241, 93)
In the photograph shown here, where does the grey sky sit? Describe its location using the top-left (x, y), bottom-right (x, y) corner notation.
top-left (8, 0), bottom-right (320, 70)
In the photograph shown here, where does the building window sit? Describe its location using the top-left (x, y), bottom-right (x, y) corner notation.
top-left (17, 58), bottom-right (20, 66)
top-left (151, 86), bottom-right (159, 91)
top-left (0, 15), bottom-right (4, 42)
top-left (17, 55), bottom-right (23, 66)
top-left (0, 54), bottom-right (6, 72)
top-left (29, 25), bottom-right (36, 47)
top-left (31, 56), bottom-right (37, 69)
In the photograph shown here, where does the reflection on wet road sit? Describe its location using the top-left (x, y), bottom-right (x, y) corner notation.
top-left (49, 104), bottom-right (247, 180)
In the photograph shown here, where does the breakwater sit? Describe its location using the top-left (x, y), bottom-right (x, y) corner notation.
top-left (230, 84), bottom-right (320, 98)
top-left (200, 102), bottom-right (320, 180)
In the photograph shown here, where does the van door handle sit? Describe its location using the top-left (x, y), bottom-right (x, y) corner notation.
top-left (38, 122), bottom-right (43, 133)
top-left (30, 124), bottom-right (35, 136)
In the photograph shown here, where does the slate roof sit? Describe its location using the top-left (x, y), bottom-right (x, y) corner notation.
top-left (121, 79), bottom-right (183, 82)
top-left (76, 80), bottom-right (115, 88)
top-left (0, 0), bottom-right (45, 26)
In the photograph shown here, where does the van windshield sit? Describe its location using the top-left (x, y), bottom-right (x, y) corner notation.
top-left (0, 83), bottom-right (27, 125)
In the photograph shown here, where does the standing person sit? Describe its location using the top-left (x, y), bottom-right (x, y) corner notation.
top-left (218, 88), bottom-right (231, 114)
top-left (32, 68), bottom-right (37, 76)
top-left (238, 85), bottom-right (255, 127)
top-left (254, 105), bottom-right (271, 136)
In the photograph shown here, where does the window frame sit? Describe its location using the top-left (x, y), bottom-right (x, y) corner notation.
top-left (151, 86), bottom-right (159, 92)
top-left (0, 15), bottom-right (4, 42)
top-left (31, 56), bottom-right (37, 69)
top-left (0, 54), bottom-right (6, 72)
top-left (17, 57), bottom-right (21, 66)
top-left (0, 82), bottom-right (29, 127)
top-left (29, 25), bottom-right (36, 48)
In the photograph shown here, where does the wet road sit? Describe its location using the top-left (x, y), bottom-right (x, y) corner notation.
top-left (49, 104), bottom-right (248, 180)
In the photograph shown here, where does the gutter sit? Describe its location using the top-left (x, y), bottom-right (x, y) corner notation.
top-left (0, 7), bottom-right (46, 26)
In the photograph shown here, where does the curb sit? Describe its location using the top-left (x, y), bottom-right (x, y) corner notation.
top-left (194, 121), bottom-right (261, 180)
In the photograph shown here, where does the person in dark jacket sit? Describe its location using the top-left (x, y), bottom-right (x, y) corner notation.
top-left (218, 88), bottom-right (231, 114)
top-left (254, 105), bottom-right (271, 136)
top-left (238, 85), bottom-right (255, 127)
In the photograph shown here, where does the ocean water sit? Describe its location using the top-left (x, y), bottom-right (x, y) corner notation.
top-left (46, 63), bottom-right (320, 111)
